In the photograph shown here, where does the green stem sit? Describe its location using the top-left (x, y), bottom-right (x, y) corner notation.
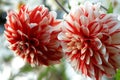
top-left (101, 5), bottom-right (108, 11)
top-left (55, 0), bottom-right (68, 14)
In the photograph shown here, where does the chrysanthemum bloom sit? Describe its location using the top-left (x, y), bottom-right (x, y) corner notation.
top-left (58, 2), bottom-right (120, 80)
top-left (5, 5), bottom-right (63, 66)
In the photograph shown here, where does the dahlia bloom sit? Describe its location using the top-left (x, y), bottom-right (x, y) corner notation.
top-left (58, 2), bottom-right (120, 80)
top-left (5, 5), bottom-right (63, 66)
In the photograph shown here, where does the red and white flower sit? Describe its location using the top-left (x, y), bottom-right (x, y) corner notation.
top-left (58, 2), bottom-right (120, 80)
top-left (5, 5), bottom-right (63, 66)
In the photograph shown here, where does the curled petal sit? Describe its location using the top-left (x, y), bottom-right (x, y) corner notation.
top-left (111, 31), bottom-right (120, 44)
top-left (5, 5), bottom-right (63, 66)
top-left (58, 1), bottom-right (120, 80)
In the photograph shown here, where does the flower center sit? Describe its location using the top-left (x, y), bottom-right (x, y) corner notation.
top-left (67, 38), bottom-right (81, 50)
top-left (17, 41), bottom-right (29, 52)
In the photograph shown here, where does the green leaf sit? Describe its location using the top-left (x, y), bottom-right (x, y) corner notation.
top-left (20, 64), bottom-right (33, 73)
top-left (107, 3), bottom-right (113, 13)
top-left (60, 63), bottom-right (69, 80)
top-left (68, 2), bottom-right (71, 9)
top-left (37, 67), bottom-right (49, 80)
top-left (115, 69), bottom-right (120, 80)
top-left (78, 2), bottom-right (81, 5)
top-left (3, 55), bottom-right (13, 62)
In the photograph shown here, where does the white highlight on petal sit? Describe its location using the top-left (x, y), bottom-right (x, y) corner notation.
top-left (81, 54), bottom-right (86, 60)
top-left (35, 11), bottom-right (42, 18)
top-left (50, 11), bottom-right (57, 19)
top-left (89, 48), bottom-right (93, 57)
top-left (37, 51), bottom-right (43, 55)
top-left (94, 38), bottom-right (102, 50)
top-left (11, 15), bottom-right (16, 23)
top-left (4, 31), bottom-right (10, 36)
top-left (74, 21), bottom-right (81, 32)
top-left (40, 17), bottom-right (48, 25)
top-left (43, 46), bottom-right (48, 51)
top-left (81, 26), bottom-right (89, 37)
top-left (17, 30), bottom-right (28, 39)
top-left (81, 43), bottom-right (87, 54)
top-left (86, 55), bottom-right (90, 65)
top-left (35, 59), bottom-right (39, 66)
top-left (72, 49), bottom-right (77, 55)
top-left (100, 45), bottom-right (106, 56)
top-left (31, 46), bottom-right (36, 53)
top-left (28, 23), bottom-right (38, 28)
top-left (80, 16), bottom-right (88, 26)
top-left (24, 13), bottom-right (29, 21)
top-left (12, 33), bottom-right (17, 37)
top-left (58, 32), bottom-right (69, 41)
top-left (25, 49), bottom-right (30, 54)
top-left (7, 26), bottom-right (15, 32)
top-left (30, 53), bottom-right (34, 63)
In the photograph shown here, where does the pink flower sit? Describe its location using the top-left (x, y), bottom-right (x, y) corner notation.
top-left (5, 5), bottom-right (63, 66)
top-left (58, 2), bottom-right (120, 80)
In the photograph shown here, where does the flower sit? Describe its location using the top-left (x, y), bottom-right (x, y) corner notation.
top-left (5, 5), bottom-right (63, 66)
top-left (58, 2), bottom-right (120, 80)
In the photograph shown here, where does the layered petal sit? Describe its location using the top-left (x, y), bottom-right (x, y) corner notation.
top-left (5, 5), bottom-right (63, 66)
top-left (58, 2), bottom-right (120, 80)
